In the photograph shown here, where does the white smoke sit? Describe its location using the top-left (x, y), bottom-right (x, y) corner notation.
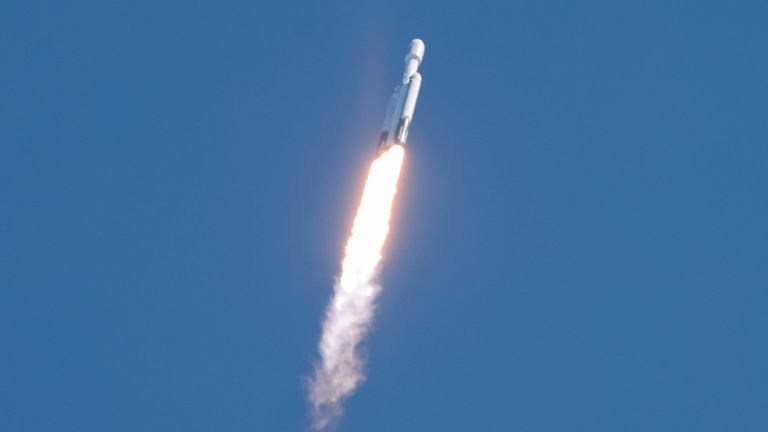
top-left (307, 146), bottom-right (405, 430)
top-left (308, 279), bottom-right (381, 429)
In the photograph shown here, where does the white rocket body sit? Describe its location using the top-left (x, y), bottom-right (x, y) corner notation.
top-left (377, 39), bottom-right (425, 154)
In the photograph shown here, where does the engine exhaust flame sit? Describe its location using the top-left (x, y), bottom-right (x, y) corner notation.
top-left (308, 145), bottom-right (405, 430)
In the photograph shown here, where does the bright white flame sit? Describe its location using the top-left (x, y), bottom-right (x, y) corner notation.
top-left (308, 145), bottom-right (405, 430)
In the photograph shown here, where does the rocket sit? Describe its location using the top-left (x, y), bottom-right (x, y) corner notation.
top-left (376, 39), bottom-right (425, 154)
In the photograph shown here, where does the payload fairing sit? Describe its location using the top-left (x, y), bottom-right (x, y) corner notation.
top-left (376, 39), bottom-right (425, 154)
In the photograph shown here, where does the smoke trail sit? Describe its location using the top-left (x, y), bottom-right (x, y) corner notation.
top-left (308, 145), bottom-right (406, 430)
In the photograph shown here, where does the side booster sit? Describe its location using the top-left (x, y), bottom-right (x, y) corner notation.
top-left (376, 39), bottom-right (425, 154)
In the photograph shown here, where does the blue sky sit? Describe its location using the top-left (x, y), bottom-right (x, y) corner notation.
top-left (2, 1), bottom-right (767, 431)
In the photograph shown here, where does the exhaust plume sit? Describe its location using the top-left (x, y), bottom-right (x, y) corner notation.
top-left (308, 145), bottom-right (406, 430)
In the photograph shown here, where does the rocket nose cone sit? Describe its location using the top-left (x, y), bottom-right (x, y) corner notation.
top-left (409, 39), bottom-right (425, 60)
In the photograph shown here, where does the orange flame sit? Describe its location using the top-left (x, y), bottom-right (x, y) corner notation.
top-left (336, 145), bottom-right (405, 307)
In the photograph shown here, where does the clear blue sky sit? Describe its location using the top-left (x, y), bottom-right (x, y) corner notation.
top-left (2, 1), bottom-right (766, 431)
